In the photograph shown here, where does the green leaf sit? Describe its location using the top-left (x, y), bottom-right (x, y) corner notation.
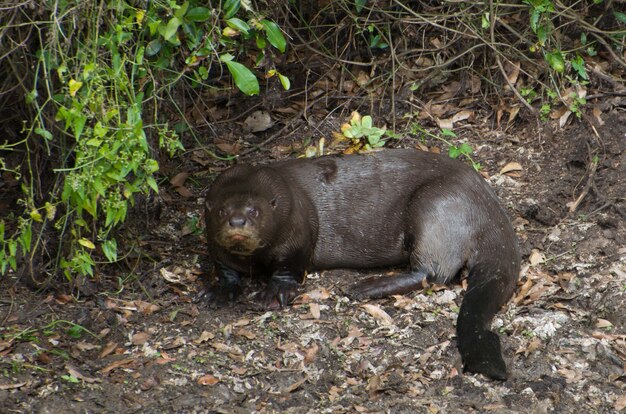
top-left (146, 176), bottom-right (159, 193)
top-left (440, 128), bottom-right (457, 138)
top-left (361, 116), bottom-right (373, 129)
top-left (571, 55), bottom-right (588, 80)
top-left (146, 39), bottom-right (162, 56)
top-left (226, 17), bottom-right (250, 35)
top-left (223, 60), bottom-right (259, 95)
top-left (449, 146), bottom-right (461, 159)
top-left (545, 51), bottom-right (565, 73)
top-left (277, 73), bottom-right (290, 90)
top-left (67, 325), bottom-right (83, 339)
top-left (355, 0), bottom-right (367, 13)
top-left (261, 20), bottom-right (286, 53)
top-left (614, 11), bottom-right (626, 24)
top-left (102, 239), bottom-right (118, 262)
top-left (186, 7), bottom-right (211, 22)
top-left (159, 17), bottom-right (181, 42)
top-left (223, 0), bottom-right (240, 19)
top-left (35, 128), bottom-right (53, 141)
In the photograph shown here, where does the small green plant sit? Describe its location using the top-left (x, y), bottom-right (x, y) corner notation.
top-left (61, 374), bottom-right (80, 384)
top-left (409, 123), bottom-right (481, 171)
top-left (340, 112), bottom-right (387, 150)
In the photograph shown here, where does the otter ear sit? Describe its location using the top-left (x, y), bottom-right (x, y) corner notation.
top-left (205, 200), bottom-right (213, 211)
top-left (269, 197), bottom-right (278, 209)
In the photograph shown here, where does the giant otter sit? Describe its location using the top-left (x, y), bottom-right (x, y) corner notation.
top-left (204, 148), bottom-right (520, 380)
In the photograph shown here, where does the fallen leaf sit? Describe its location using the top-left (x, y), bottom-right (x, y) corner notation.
top-left (132, 332), bottom-right (150, 345)
top-left (195, 331), bottom-right (215, 344)
top-left (235, 329), bottom-right (256, 340)
top-left (198, 374), bottom-right (220, 385)
top-left (595, 319), bottom-right (614, 329)
top-left (308, 303), bottom-right (321, 319)
top-left (529, 249), bottom-right (545, 266)
top-left (451, 110), bottom-right (473, 123)
top-left (500, 161), bottom-right (523, 175)
top-left (99, 341), bottom-right (118, 358)
top-left (281, 376), bottom-right (307, 394)
top-left (0, 382), bottom-right (26, 390)
top-left (135, 300), bottom-right (160, 315)
top-left (174, 185), bottom-right (193, 198)
top-left (435, 117), bottom-right (454, 130)
top-left (243, 110), bottom-right (273, 133)
top-left (303, 343), bottom-right (319, 365)
top-left (66, 364), bottom-right (100, 383)
top-left (361, 303), bottom-right (394, 326)
top-left (169, 172), bottom-right (188, 188)
top-left (55, 294), bottom-right (73, 304)
top-left (100, 357), bottom-right (135, 374)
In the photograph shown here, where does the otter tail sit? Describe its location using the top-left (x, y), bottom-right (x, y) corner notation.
top-left (457, 260), bottom-right (518, 380)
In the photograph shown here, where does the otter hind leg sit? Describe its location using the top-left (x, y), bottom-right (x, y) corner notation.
top-left (348, 270), bottom-right (428, 300)
top-left (457, 265), bottom-right (515, 380)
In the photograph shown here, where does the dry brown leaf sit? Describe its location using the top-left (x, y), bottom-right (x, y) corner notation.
top-left (234, 329), bottom-right (256, 340)
top-left (0, 382), bottom-right (26, 390)
top-left (595, 319), bottom-right (614, 329)
top-left (215, 142), bottom-right (240, 155)
top-left (243, 110), bottom-right (273, 133)
top-left (559, 110), bottom-right (573, 128)
top-left (100, 358), bottom-right (136, 374)
top-left (435, 117), bottom-right (454, 130)
top-left (505, 61), bottom-right (521, 86)
top-left (175, 185), bottom-right (193, 198)
top-left (529, 249), bottom-right (545, 266)
top-left (451, 110), bottom-right (473, 123)
top-left (135, 300), bottom-right (160, 315)
top-left (212, 341), bottom-right (243, 356)
top-left (592, 107), bottom-right (605, 126)
top-left (55, 294), bottom-right (73, 304)
top-left (366, 374), bottom-right (382, 399)
top-left (500, 161), bottom-right (523, 175)
top-left (66, 364), bottom-right (100, 383)
top-left (132, 332), bottom-right (150, 345)
top-left (281, 376), bottom-right (308, 394)
top-left (190, 150), bottom-right (211, 166)
top-left (303, 343), bottom-right (319, 365)
top-left (195, 331), bottom-right (215, 344)
top-left (197, 374), bottom-right (220, 385)
top-left (483, 403), bottom-right (507, 411)
top-left (392, 295), bottom-right (414, 309)
top-left (99, 341), bottom-right (118, 358)
top-left (516, 337), bottom-right (542, 357)
top-left (615, 395), bottom-right (626, 411)
top-left (361, 304), bottom-right (394, 326)
top-left (308, 303), bottom-right (321, 319)
top-left (169, 172), bottom-right (188, 188)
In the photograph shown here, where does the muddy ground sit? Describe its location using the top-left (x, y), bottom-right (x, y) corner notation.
top-left (1, 103), bottom-right (625, 413)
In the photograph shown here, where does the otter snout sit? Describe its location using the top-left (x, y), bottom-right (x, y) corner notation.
top-left (229, 215), bottom-right (247, 228)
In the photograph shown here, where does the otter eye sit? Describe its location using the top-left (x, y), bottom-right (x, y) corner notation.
top-left (248, 207), bottom-right (259, 218)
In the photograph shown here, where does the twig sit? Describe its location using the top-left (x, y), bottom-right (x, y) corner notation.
top-left (489, 0), bottom-right (536, 114)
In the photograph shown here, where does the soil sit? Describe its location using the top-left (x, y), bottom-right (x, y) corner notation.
top-left (1, 106), bottom-right (625, 412)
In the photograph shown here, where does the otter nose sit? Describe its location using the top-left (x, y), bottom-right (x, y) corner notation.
top-left (229, 216), bottom-right (246, 227)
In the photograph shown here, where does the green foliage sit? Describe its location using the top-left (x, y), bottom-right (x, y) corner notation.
top-left (341, 113), bottom-right (387, 150)
top-left (524, 2), bottom-right (591, 75)
top-left (409, 123), bottom-right (481, 171)
top-left (0, 0), bottom-right (289, 281)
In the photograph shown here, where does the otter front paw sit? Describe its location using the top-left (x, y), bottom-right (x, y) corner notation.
top-left (259, 270), bottom-right (301, 309)
top-left (196, 283), bottom-right (243, 307)
top-left (460, 330), bottom-right (508, 380)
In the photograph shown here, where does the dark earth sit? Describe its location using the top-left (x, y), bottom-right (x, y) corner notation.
top-left (1, 104), bottom-right (625, 412)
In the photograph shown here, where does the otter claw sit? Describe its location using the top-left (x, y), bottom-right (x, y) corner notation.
top-left (259, 279), bottom-right (300, 309)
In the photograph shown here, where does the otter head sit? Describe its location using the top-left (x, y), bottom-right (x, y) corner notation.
top-left (206, 194), bottom-right (277, 256)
